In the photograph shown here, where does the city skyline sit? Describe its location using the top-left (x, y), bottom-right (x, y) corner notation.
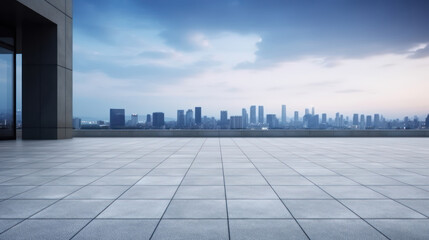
top-left (74, 104), bottom-right (429, 123)
top-left (72, 0), bottom-right (429, 119)
top-left (73, 105), bottom-right (429, 131)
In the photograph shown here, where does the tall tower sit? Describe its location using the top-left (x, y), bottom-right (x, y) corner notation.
top-left (177, 110), bottom-right (185, 128)
top-left (258, 106), bottom-right (264, 124)
top-left (195, 107), bottom-right (201, 125)
top-left (281, 105), bottom-right (287, 125)
top-left (250, 106), bottom-right (256, 124)
top-left (242, 108), bottom-right (248, 129)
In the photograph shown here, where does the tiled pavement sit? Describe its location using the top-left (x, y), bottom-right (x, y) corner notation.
top-left (0, 138), bottom-right (428, 239)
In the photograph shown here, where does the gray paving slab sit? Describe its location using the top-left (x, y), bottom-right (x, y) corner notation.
top-left (151, 219), bottom-right (229, 240)
top-left (32, 200), bottom-right (112, 219)
top-left (298, 219), bottom-right (387, 240)
top-left (97, 200), bottom-right (169, 218)
top-left (368, 219), bottom-right (429, 240)
top-left (284, 200), bottom-right (358, 219)
top-left (1, 138), bottom-right (429, 239)
top-left (0, 220), bottom-right (88, 240)
top-left (229, 219), bottom-right (307, 240)
top-left (164, 200), bottom-right (227, 218)
top-left (73, 220), bottom-right (158, 240)
top-left (174, 186), bottom-right (225, 199)
top-left (228, 200), bottom-right (291, 218)
top-left (341, 199), bottom-right (426, 218)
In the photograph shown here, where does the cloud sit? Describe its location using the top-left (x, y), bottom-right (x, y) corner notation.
top-left (138, 51), bottom-right (173, 59)
top-left (335, 89), bottom-right (364, 94)
top-left (408, 45), bottom-right (429, 59)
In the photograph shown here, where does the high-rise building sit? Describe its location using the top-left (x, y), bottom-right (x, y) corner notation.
top-left (130, 114), bottom-right (138, 127)
top-left (360, 114), bottom-right (365, 129)
top-left (185, 109), bottom-right (193, 127)
top-left (374, 114), bottom-right (380, 129)
top-left (242, 108), bottom-right (248, 129)
top-left (311, 107), bottom-right (315, 116)
top-left (195, 107), bottom-right (201, 125)
top-left (177, 110), bottom-right (185, 128)
top-left (152, 112), bottom-right (165, 128)
top-left (230, 116), bottom-right (243, 129)
top-left (110, 109), bottom-right (125, 129)
top-left (321, 113), bottom-right (327, 124)
top-left (335, 112), bottom-right (340, 127)
top-left (146, 114), bottom-right (151, 124)
top-left (72, 118), bottom-right (81, 129)
top-left (425, 114), bottom-right (429, 129)
top-left (250, 106), bottom-right (256, 124)
top-left (258, 106), bottom-right (264, 124)
top-left (281, 105), bottom-right (286, 124)
top-left (294, 111), bottom-right (299, 126)
top-left (305, 108), bottom-right (310, 115)
top-left (353, 114), bottom-right (359, 126)
top-left (220, 111), bottom-right (228, 129)
top-left (366, 115), bottom-right (372, 128)
top-left (308, 115), bottom-right (319, 129)
top-left (266, 114), bottom-right (278, 129)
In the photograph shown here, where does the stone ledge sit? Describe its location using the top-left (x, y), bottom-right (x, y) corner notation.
top-left (73, 129), bottom-right (429, 137)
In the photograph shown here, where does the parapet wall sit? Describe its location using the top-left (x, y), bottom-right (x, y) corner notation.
top-left (74, 129), bottom-right (429, 137)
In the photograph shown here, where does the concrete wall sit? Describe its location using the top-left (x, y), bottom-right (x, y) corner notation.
top-left (74, 130), bottom-right (429, 138)
top-left (18, 0), bottom-right (73, 139)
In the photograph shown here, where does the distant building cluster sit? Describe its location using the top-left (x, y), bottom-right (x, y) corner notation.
top-left (71, 106), bottom-right (429, 131)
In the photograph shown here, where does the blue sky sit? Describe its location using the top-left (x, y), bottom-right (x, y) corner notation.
top-left (73, 0), bottom-right (429, 120)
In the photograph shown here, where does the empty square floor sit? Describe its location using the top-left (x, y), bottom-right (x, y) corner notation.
top-left (0, 137), bottom-right (428, 240)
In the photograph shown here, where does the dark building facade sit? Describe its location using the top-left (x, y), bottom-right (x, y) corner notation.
top-left (177, 110), bottom-right (185, 128)
top-left (266, 114), bottom-right (278, 129)
top-left (250, 105), bottom-right (256, 124)
top-left (110, 109), bottom-right (125, 129)
top-left (426, 114), bottom-right (429, 129)
top-left (220, 110), bottom-right (228, 129)
top-left (0, 0), bottom-right (73, 139)
top-left (258, 106), bottom-right (264, 124)
top-left (195, 107), bottom-right (201, 125)
top-left (152, 112), bottom-right (165, 128)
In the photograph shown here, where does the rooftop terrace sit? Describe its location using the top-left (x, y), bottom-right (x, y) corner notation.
top-left (0, 138), bottom-right (428, 239)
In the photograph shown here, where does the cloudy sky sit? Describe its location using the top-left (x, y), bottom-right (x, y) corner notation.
top-left (73, 0), bottom-right (429, 120)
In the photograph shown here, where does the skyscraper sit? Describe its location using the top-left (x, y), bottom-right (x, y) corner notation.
top-left (250, 106), bottom-right (256, 124)
top-left (152, 112), bottom-right (165, 128)
top-left (281, 105), bottom-right (286, 125)
top-left (185, 109), bottom-right (193, 127)
top-left (130, 114), bottom-right (138, 127)
top-left (177, 110), bottom-right (185, 128)
top-left (146, 114), bottom-right (151, 124)
top-left (258, 106), bottom-right (264, 124)
top-left (242, 108), bottom-right (248, 129)
top-left (294, 111), bottom-right (299, 126)
top-left (321, 113), bottom-right (327, 124)
top-left (110, 109), bottom-right (125, 129)
top-left (374, 114), bottom-right (380, 129)
top-left (360, 114), bottom-right (365, 129)
top-left (353, 114), bottom-right (359, 126)
top-left (195, 107), bottom-right (201, 125)
top-left (220, 111), bottom-right (228, 129)
top-left (311, 107), bottom-right (315, 116)
top-left (230, 116), bottom-right (243, 129)
top-left (309, 115), bottom-right (319, 129)
top-left (366, 115), bottom-right (372, 129)
top-left (334, 113), bottom-right (339, 127)
top-left (305, 108), bottom-right (310, 115)
top-left (426, 114), bottom-right (429, 129)
top-left (266, 114), bottom-right (278, 129)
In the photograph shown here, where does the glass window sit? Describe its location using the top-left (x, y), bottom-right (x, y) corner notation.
top-left (0, 45), bottom-right (14, 139)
